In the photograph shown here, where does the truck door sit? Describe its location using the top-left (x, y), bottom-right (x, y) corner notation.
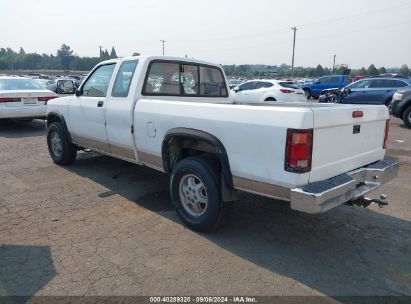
top-left (105, 59), bottom-right (139, 160)
top-left (68, 63), bottom-right (116, 152)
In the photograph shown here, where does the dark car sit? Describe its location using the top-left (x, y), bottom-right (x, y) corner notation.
top-left (321, 76), bottom-right (411, 106)
top-left (391, 87), bottom-right (411, 128)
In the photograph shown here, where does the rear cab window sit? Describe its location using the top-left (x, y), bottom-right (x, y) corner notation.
top-left (142, 60), bottom-right (228, 98)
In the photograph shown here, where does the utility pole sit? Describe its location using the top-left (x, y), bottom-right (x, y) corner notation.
top-left (99, 46), bottom-right (103, 57)
top-left (291, 27), bottom-right (297, 74)
top-left (333, 55), bottom-right (336, 72)
top-left (160, 40), bottom-right (167, 56)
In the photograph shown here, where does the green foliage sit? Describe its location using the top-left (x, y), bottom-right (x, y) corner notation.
top-left (367, 64), bottom-right (378, 76)
top-left (110, 47), bottom-right (117, 58)
top-left (399, 64), bottom-right (410, 77)
top-left (0, 45), bottom-right (120, 71)
top-left (378, 67), bottom-right (387, 74)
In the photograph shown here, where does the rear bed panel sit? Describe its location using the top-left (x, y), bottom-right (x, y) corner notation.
top-left (310, 105), bottom-right (388, 183)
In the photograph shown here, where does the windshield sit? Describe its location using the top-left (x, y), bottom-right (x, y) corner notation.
top-left (0, 78), bottom-right (44, 90)
top-left (279, 82), bottom-right (300, 89)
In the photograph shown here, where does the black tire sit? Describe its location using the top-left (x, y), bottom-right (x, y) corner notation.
top-left (0, 119), bottom-right (13, 126)
top-left (47, 122), bottom-right (77, 165)
top-left (264, 97), bottom-right (276, 102)
top-left (303, 89), bottom-right (311, 99)
top-left (403, 106), bottom-right (411, 129)
top-left (170, 156), bottom-right (231, 232)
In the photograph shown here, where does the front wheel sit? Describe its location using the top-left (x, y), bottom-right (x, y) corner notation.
top-left (47, 122), bottom-right (77, 165)
top-left (403, 106), bottom-right (411, 129)
top-left (170, 156), bottom-right (231, 232)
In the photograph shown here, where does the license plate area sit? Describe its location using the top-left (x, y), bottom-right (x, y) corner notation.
top-left (23, 97), bottom-right (37, 105)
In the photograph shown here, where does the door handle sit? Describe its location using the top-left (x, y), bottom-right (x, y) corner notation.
top-left (97, 101), bottom-right (104, 107)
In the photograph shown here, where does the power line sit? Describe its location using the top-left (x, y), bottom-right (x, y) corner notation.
top-left (172, 2), bottom-right (411, 44)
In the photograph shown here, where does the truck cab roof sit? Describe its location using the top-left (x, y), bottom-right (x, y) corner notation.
top-left (98, 55), bottom-right (222, 68)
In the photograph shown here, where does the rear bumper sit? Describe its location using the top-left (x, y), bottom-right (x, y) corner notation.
top-left (290, 159), bottom-right (399, 214)
top-left (0, 105), bottom-right (46, 119)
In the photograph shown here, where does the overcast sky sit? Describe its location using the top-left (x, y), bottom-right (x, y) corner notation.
top-left (1, 0), bottom-right (410, 68)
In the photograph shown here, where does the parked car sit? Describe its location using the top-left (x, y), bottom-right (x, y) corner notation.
top-left (0, 76), bottom-right (57, 120)
top-left (319, 76), bottom-right (411, 106)
top-left (391, 87), bottom-right (411, 128)
top-left (46, 56), bottom-right (397, 232)
top-left (302, 75), bottom-right (351, 99)
top-left (46, 78), bottom-right (77, 94)
top-left (231, 79), bottom-right (307, 103)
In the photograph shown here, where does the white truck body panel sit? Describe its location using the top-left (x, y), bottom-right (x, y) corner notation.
top-left (46, 55), bottom-right (398, 216)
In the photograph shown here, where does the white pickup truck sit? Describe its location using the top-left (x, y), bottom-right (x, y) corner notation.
top-left (46, 56), bottom-right (399, 231)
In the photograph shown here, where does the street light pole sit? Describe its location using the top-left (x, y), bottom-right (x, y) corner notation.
top-left (333, 55), bottom-right (336, 72)
top-left (160, 40), bottom-right (167, 56)
top-left (291, 27), bottom-right (297, 74)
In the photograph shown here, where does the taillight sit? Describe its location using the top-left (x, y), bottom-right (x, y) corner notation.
top-left (285, 129), bottom-right (313, 173)
top-left (280, 89), bottom-right (294, 94)
top-left (352, 111), bottom-right (364, 118)
top-left (38, 96), bottom-right (57, 105)
top-left (0, 97), bottom-right (21, 103)
top-left (383, 120), bottom-right (389, 149)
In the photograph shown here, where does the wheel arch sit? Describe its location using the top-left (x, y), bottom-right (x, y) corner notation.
top-left (162, 128), bottom-right (235, 201)
top-left (47, 112), bottom-right (72, 143)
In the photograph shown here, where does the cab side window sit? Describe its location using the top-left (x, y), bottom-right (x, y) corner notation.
top-left (199, 66), bottom-right (227, 96)
top-left (82, 64), bottom-right (116, 97)
top-left (111, 60), bottom-right (138, 97)
top-left (145, 62), bottom-right (180, 95)
top-left (143, 61), bottom-right (228, 97)
top-left (181, 65), bottom-right (199, 95)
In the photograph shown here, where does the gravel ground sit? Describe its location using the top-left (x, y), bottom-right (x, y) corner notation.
top-left (0, 117), bottom-right (410, 299)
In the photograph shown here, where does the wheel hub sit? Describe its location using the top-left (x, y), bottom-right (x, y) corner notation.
top-left (179, 174), bottom-right (208, 217)
top-left (50, 132), bottom-right (63, 157)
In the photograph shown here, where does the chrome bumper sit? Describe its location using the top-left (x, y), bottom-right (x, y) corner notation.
top-left (290, 159), bottom-right (399, 214)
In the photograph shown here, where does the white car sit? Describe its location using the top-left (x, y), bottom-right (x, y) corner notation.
top-left (46, 56), bottom-right (397, 232)
top-left (0, 76), bottom-right (57, 120)
top-left (231, 79), bottom-right (307, 103)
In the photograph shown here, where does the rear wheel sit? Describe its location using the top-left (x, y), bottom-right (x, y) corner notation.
top-left (403, 106), bottom-right (411, 129)
top-left (170, 156), bottom-right (231, 232)
top-left (47, 122), bottom-right (77, 165)
top-left (264, 97), bottom-right (276, 102)
top-left (303, 89), bottom-right (311, 99)
top-left (0, 119), bottom-right (13, 126)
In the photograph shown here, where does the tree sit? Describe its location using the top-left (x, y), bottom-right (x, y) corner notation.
top-left (132, 52), bottom-right (140, 56)
top-left (367, 64), bottom-right (378, 76)
top-left (57, 44), bottom-right (74, 70)
top-left (378, 67), bottom-right (386, 74)
top-left (314, 64), bottom-right (324, 77)
top-left (399, 64), bottom-right (410, 77)
top-left (110, 46), bottom-right (117, 58)
top-left (19, 47), bottom-right (25, 55)
top-left (359, 67), bottom-right (367, 76)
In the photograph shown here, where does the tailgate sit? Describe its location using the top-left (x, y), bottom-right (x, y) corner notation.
top-left (310, 105), bottom-right (388, 183)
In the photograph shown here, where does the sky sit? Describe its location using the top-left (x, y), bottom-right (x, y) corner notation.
top-left (1, 0), bottom-right (411, 68)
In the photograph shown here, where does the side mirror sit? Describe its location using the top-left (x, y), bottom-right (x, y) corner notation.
top-left (75, 89), bottom-right (83, 96)
top-left (345, 88), bottom-right (352, 94)
top-left (233, 87), bottom-right (241, 92)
